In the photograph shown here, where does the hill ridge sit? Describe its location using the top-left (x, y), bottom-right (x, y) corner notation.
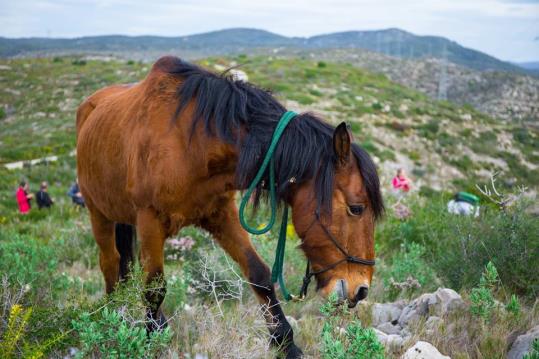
top-left (0, 27), bottom-right (531, 75)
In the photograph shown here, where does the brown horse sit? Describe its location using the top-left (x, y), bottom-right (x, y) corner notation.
top-left (76, 56), bottom-right (383, 358)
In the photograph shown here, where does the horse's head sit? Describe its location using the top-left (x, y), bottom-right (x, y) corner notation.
top-left (290, 122), bottom-right (381, 308)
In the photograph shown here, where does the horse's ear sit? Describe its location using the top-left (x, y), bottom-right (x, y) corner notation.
top-left (333, 122), bottom-right (351, 166)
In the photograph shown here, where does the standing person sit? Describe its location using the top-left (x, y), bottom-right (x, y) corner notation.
top-left (68, 179), bottom-right (85, 207)
top-left (35, 181), bottom-right (54, 209)
top-left (15, 181), bottom-right (33, 214)
top-left (392, 168), bottom-right (411, 194)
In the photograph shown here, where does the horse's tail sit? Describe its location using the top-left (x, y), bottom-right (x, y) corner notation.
top-left (115, 223), bottom-right (136, 281)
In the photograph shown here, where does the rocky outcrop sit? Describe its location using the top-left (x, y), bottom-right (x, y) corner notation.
top-left (297, 48), bottom-right (539, 121)
top-left (398, 288), bottom-right (465, 326)
top-left (371, 288), bottom-right (464, 356)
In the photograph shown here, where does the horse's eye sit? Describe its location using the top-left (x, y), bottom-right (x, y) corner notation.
top-left (347, 204), bottom-right (365, 216)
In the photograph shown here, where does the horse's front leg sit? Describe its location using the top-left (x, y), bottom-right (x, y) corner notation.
top-left (200, 199), bottom-right (303, 359)
top-left (137, 207), bottom-right (168, 332)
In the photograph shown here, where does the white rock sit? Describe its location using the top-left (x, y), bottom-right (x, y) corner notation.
top-left (230, 69), bottom-right (248, 82)
top-left (372, 301), bottom-right (405, 326)
top-left (460, 113), bottom-right (472, 121)
top-left (401, 341), bottom-right (450, 359)
top-left (507, 325), bottom-right (539, 359)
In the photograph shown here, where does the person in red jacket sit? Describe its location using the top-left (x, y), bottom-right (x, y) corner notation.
top-left (16, 181), bottom-right (33, 214)
top-left (392, 168), bottom-right (411, 193)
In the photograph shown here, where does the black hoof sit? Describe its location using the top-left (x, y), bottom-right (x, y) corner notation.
top-left (145, 309), bottom-right (168, 333)
top-left (284, 344), bottom-right (303, 359)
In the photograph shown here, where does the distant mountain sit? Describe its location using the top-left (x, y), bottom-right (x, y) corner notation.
top-left (0, 28), bottom-right (532, 75)
top-left (306, 29), bottom-right (527, 74)
top-left (516, 61), bottom-right (539, 70)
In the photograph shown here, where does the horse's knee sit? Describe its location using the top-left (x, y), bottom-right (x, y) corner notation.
top-left (145, 276), bottom-right (168, 332)
top-left (246, 251), bottom-right (273, 297)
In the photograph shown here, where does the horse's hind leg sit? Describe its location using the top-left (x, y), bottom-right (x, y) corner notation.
top-left (136, 208), bottom-right (168, 332)
top-left (88, 209), bottom-right (119, 294)
top-left (200, 199), bottom-right (303, 359)
top-left (115, 223), bottom-right (136, 281)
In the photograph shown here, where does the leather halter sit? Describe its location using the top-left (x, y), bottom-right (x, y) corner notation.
top-left (297, 210), bottom-right (375, 299)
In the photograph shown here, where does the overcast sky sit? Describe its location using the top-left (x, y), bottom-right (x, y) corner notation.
top-left (1, 0), bottom-right (538, 62)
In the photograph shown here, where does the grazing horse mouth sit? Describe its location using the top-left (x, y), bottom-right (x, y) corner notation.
top-left (298, 211), bottom-right (375, 301)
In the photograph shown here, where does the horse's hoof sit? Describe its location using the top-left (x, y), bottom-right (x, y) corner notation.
top-left (146, 310), bottom-right (168, 333)
top-left (284, 344), bottom-right (303, 359)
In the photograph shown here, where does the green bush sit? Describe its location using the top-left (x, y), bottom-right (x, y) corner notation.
top-left (71, 59), bottom-right (87, 66)
top-left (0, 232), bottom-right (69, 302)
top-left (470, 262), bottom-right (498, 320)
top-left (72, 307), bottom-right (171, 358)
top-left (376, 196), bottom-right (539, 299)
top-left (505, 294), bottom-right (521, 317)
top-left (380, 242), bottom-right (437, 300)
top-left (320, 294), bottom-right (385, 359)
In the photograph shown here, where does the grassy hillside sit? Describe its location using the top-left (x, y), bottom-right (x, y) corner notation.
top-left (2, 55), bottom-right (537, 191)
top-left (0, 56), bottom-right (538, 358)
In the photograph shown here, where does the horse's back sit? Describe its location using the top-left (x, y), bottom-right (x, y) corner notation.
top-left (76, 60), bottom-right (186, 223)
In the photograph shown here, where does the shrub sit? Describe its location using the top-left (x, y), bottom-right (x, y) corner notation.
top-left (72, 307), bottom-right (171, 358)
top-left (380, 242), bottom-right (437, 300)
top-left (317, 61), bottom-right (327, 68)
top-left (470, 262), bottom-right (498, 320)
top-left (71, 59), bottom-right (87, 66)
top-left (371, 102), bottom-right (383, 111)
top-left (377, 196), bottom-right (539, 299)
top-left (505, 294), bottom-right (520, 317)
top-left (0, 304), bottom-right (65, 358)
top-left (0, 232), bottom-right (68, 302)
top-left (320, 294), bottom-right (385, 359)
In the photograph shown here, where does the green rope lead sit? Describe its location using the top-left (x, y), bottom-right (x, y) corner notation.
top-left (271, 205), bottom-right (291, 300)
top-left (239, 110), bottom-right (297, 301)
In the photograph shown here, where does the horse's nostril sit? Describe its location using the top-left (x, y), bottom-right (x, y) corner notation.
top-left (355, 285), bottom-right (369, 301)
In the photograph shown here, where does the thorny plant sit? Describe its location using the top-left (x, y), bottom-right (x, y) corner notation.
top-left (476, 172), bottom-right (528, 211)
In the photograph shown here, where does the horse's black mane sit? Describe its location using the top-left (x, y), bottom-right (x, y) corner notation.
top-left (167, 58), bottom-right (383, 219)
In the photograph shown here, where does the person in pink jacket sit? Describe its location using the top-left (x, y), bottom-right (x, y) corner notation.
top-left (392, 168), bottom-right (411, 193)
top-left (16, 181), bottom-right (33, 214)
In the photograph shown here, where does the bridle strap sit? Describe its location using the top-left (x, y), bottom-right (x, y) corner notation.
top-left (297, 211), bottom-right (375, 299)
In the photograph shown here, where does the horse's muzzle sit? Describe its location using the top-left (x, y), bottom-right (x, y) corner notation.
top-left (333, 280), bottom-right (369, 308)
